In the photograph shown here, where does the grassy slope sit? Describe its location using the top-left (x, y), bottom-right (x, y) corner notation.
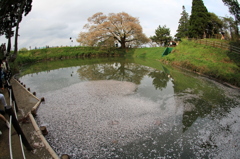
top-left (16, 46), bottom-right (106, 64)
top-left (161, 39), bottom-right (240, 87)
top-left (126, 47), bottom-right (166, 59)
top-left (13, 47), bottom-right (165, 72)
top-left (16, 47), bottom-right (166, 64)
top-left (14, 43), bottom-right (240, 87)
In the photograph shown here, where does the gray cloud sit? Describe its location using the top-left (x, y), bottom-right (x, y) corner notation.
top-left (43, 23), bottom-right (68, 31)
top-left (0, 0), bottom-right (231, 49)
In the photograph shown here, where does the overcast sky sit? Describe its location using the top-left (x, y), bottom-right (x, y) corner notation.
top-left (0, 0), bottom-right (232, 49)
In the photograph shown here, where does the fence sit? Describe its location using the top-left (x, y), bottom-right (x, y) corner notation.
top-left (5, 73), bottom-right (32, 159)
top-left (12, 78), bottom-right (59, 159)
top-left (188, 38), bottom-right (240, 55)
top-left (3, 67), bottom-right (59, 158)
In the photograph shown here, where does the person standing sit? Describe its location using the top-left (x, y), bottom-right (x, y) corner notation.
top-left (0, 93), bottom-right (10, 135)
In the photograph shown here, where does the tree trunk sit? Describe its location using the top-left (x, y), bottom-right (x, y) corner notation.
top-left (13, 1), bottom-right (25, 62)
top-left (120, 38), bottom-right (126, 49)
top-left (234, 20), bottom-right (239, 41)
top-left (7, 34), bottom-right (11, 54)
top-left (230, 26), bottom-right (233, 40)
top-left (14, 23), bottom-right (19, 57)
top-left (7, 29), bottom-right (11, 54)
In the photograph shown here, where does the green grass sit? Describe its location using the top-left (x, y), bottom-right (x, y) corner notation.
top-left (16, 46), bottom-right (108, 64)
top-left (16, 46), bottom-right (166, 64)
top-left (126, 47), bottom-right (166, 59)
top-left (13, 41), bottom-right (240, 87)
top-left (14, 46), bottom-right (166, 75)
top-left (161, 39), bottom-right (240, 87)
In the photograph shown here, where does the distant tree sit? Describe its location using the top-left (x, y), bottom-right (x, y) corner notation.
top-left (221, 16), bottom-right (238, 40)
top-left (77, 12), bottom-right (149, 49)
top-left (206, 13), bottom-right (223, 38)
top-left (175, 6), bottom-right (189, 38)
top-left (189, 0), bottom-right (210, 38)
top-left (222, 0), bottom-right (240, 22)
top-left (19, 47), bottom-right (28, 51)
top-left (150, 25), bottom-right (172, 46)
top-left (222, 0), bottom-right (240, 40)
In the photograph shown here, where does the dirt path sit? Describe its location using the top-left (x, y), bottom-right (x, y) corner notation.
top-left (0, 78), bottom-right (54, 159)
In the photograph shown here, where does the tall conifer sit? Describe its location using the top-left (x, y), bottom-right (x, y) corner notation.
top-left (175, 6), bottom-right (189, 38)
top-left (189, 0), bottom-right (210, 38)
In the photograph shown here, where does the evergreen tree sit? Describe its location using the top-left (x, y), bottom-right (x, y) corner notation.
top-left (175, 6), bottom-right (189, 38)
top-left (150, 25), bottom-right (172, 46)
top-left (13, 0), bottom-right (32, 59)
top-left (222, 16), bottom-right (238, 40)
top-left (206, 13), bottom-right (223, 38)
top-left (222, 0), bottom-right (240, 40)
top-left (189, 0), bottom-right (210, 38)
top-left (222, 0), bottom-right (240, 22)
top-left (0, 0), bottom-right (32, 58)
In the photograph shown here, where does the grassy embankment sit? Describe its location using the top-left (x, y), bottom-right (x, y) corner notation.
top-left (13, 46), bottom-right (165, 75)
top-left (15, 46), bottom-right (165, 64)
top-left (13, 40), bottom-right (240, 87)
top-left (161, 39), bottom-right (240, 87)
top-left (16, 46), bottom-right (114, 64)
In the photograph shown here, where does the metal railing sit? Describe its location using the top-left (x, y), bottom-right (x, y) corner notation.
top-left (15, 79), bottom-right (59, 159)
top-left (4, 63), bottom-right (59, 158)
top-left (8, 116), bottom-right (13, 159)
top-left (6, 76), bottom-right (31, 159)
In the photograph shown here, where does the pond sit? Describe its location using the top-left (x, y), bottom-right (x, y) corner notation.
top-left (19, 57), bottom-right (240, 158)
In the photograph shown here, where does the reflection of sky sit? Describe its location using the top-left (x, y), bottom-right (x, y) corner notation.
top-left (20, 65), bottom-right (174, 100)
top-left (20, 66), bottom-right (83, 93)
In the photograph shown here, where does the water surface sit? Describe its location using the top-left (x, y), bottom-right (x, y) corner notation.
top-left (20, 58), bottom-right (240, 158)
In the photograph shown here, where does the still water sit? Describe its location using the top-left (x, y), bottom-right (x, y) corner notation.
top-left (19, 58), bottom-right (240, 158)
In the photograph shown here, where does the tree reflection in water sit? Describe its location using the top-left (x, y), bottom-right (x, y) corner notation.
top-left (77, 62), bottom-right (150, 84)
